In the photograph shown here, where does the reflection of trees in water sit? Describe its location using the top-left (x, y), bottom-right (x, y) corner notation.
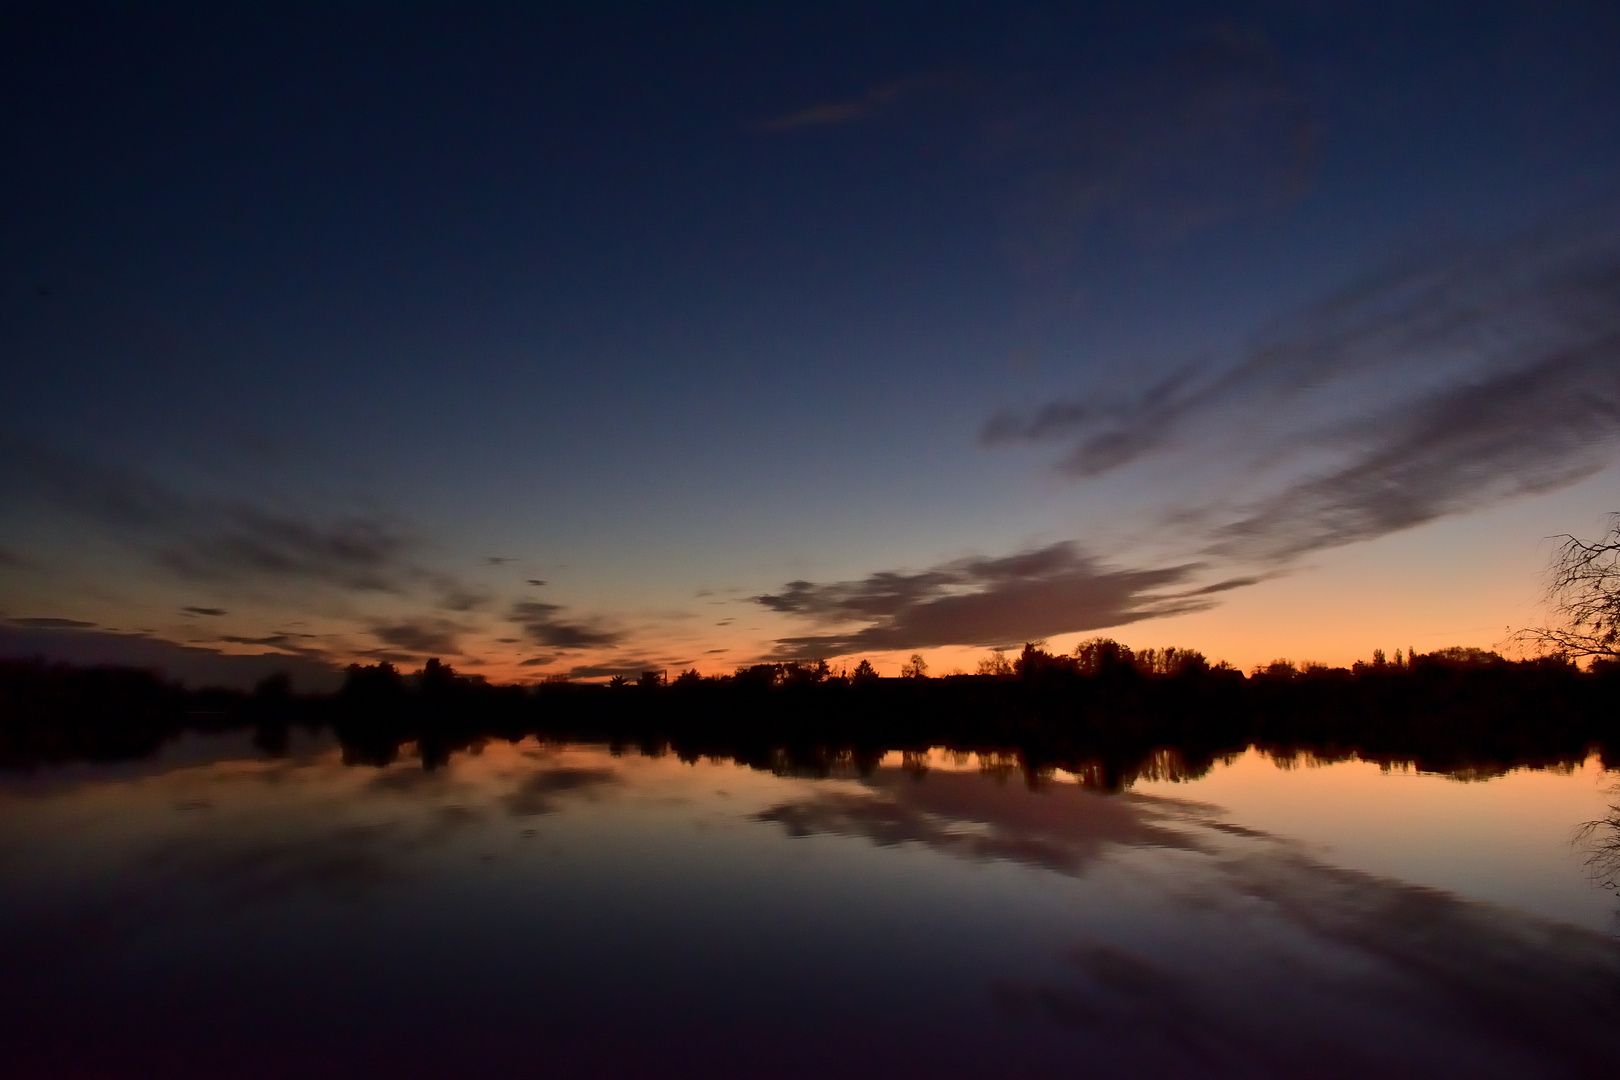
top-left (1575, 788), bottom-right (1620, 895)
top-left (3, 652), bottom-right (1618, 794)
top-left (751, 761), bottom-right (1620, 1074)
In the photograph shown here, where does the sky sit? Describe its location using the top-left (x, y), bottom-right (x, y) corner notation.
top-left (3, 1), bottom-right (1620, 685)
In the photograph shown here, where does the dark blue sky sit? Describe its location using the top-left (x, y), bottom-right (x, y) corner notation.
top-left (4, 2), bottom-right (1620, 681)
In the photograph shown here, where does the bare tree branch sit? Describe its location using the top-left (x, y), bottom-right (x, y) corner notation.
top-left (1575, 796), bottom-right (1620, 894)
top-left (1519, 513), bottom-right (1620, 661)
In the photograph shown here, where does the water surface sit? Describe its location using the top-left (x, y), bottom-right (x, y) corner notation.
top-left (2, 736), bottom-right (1617, 1078)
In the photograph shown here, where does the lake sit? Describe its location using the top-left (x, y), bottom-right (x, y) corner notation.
top-left (2, 733), bottom-right (1618, 1078)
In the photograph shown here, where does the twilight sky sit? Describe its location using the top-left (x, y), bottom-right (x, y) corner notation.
top-left (4, 1), bottom-right (1620, 684)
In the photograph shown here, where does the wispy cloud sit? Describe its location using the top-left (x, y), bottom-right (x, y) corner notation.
top-left (508, 600), bottom-right (623, 649)
top-left (424, 574), bottom-right (491, 613)
top-left (562, 657), bottom-right (663, 680)
top-left (768, 206), bottom-right (1620, 654)
top-left (218, 632), bottom-right (319, 651)
top-left (0, 624), bottom-right (341, 690)
top-left (987, 205), bottom-right (1620, 565)
top-left (155, 508), bottom-right (407, 591)
top-left (754, 75), bottom-right (940, 132)
top-left (1207, 348), bottom-right (1620, 561)
top-left (371, 618), bottom-right (462, 657)
top-left (758, 542), bottom-right (1248, 657)
top-left (0, 438), bottom-right (511, 670)
top-left (990, 28), bottom-right (1314, 260)
top-left (0, 437), bottom-right (419, 595)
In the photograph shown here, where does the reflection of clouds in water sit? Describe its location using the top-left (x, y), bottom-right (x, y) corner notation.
top-left (0, 814), bottom-right (446, 966)
top-left (759, 768), bottom-right (1620, 1076)
top-left (503, 766), bottom-right (620, 817)
top-left (757, 771), bottom-right (1213, 876)
top-left (998, 853), bottom-right (1620, 1076)
top-left (6, 742), bottom-right (1618, 1074)
top-left (0, 751), bottom-right (623, 965)
top-left (140, 819), bottom-right (413, 904)
top-left (366, 765), bottom-right (456, 793)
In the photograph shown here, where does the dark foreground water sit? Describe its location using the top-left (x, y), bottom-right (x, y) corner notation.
top-left (2, 735), bottom-right (1618, 1078)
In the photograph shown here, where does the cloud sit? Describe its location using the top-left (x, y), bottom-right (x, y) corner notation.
top-left (371, 619), bottom-right (462, 656)
top-left (182, 606), bottom-right (227, 617)
top-left (0, 624), bottom-right (341, 691)
top-left (990, 28), bottom-right (1314, 261)
top-left (755, 75), bottom-right (939, 132)
top-left (9, 616), bottom-right (97, 629)
top-left (509, 600), bottom-right (623, 649)
top-left (155, 507), bottom-right (408, 591)
top-left (0, 437), bottom-right (417, 594)
top-left (758, 541), bottom-right (1237, 655)
top-left (563, 658), bottom-right (663, 680)
top-left (1208, 350), bottom-right (1620, 561)
top-left (981, 366), bottom-right (1200, 473)
top-left (216, 632), bottom-right (324, 656)
top-left (425, 574), bottom-right (490, 612)
top-left (987, 204), bottom-right (1620, 567)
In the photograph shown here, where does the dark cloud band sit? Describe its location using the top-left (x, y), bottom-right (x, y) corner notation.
top-left (758, 542), bottom-right (1233, 657)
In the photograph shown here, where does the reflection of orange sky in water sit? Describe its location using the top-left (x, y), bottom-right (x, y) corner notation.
top-left (8, 735), bottom-right (1613, 932)
top-left (1140, 749), bottom-right (1618, 930)
top-left (852, 746), bottom-right (1618, 929)
top-left (4, 736), bottom-right (1619, 1076)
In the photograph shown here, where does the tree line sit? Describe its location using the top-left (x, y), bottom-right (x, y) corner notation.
top-left (4, 511), bottom-right (1618, 784)
top-left (2, 640), bottom-right (1614, 789)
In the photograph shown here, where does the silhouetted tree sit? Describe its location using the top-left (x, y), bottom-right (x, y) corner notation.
top-left (418, 657), bottom-right (461, 692)
top-left (343, 661), bottom-right (406, 699)
top-left (976, 649), bottom-right (1014, 676)
top-left (851, 659), bottom-right (879, 683)
top-left (1417, 646), bottom-right (1505, 668)
top-left (1015, 642), bottom-right (1078, 678)
top-left (1254, 659), bottom-right (1299, 680)
top-left (1072, 638), bottom-right (1132, 676)
top-left (1524, 513), bottom-right (1620, 662)
top-left (4, 646), bottom-right (1619, 787)
top-left (735, 663), bottom-right (784, 687)
top-left (900, 653), bottom-right (929, 679)
top-left (783, 659), bottom-right (830, 685)
top-left (253, 672), bottom-right (292, 701)
top-left (1131, 646), bottom-right (1208, 678)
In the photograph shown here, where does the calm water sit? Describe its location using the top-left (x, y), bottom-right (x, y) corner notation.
top-left (2, 735), bottom-right (1618, 1078)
